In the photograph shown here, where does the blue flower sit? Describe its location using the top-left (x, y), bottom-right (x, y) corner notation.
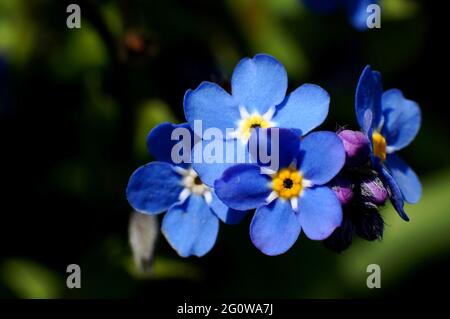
top-left (355, 65), bottom-right (422, 221)
top-left (302, 0), bottom-right (378, 30)
top-left (214, 128), bottom-right (345, 256)
top-left (126, 122), bottom-right (246, 257)
top-left (184, 53), bottom-right (330, 186)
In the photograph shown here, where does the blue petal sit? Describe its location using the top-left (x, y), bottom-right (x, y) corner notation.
top-left (214, 164), bottom-right (272, 211)
top-left (184, 81), bottom-right (240, 134)
top-left (298, 186), bottom-right (342, 240)
top-left (346, 0), bottom-right (378, 30)
top-left (146, 122), bottom-right (193, 167)
top-left (378, 165), bottom-right (409, 221)
top-left (381, 89), bottom-right (421, 152)
top-left (209, 190), bottom-right (248, 225)
top-left (191, 137), bottom-right (251, 187)
top-left (248, 128), bottom-right (300, 171)
top-left (231, 54), bottom-right (287, 114)
top-left (272, 84), bottom-right (330, 135)
top-left (162, 195), bottom-right (219, 257)
top-left (297, 131), bottom-right (346, 185)
top-left (355, 65), bottom-right (383, 133)
top-left (126, 162), bottom-right (183, 215)
top-left (250, 199), bottom-right (301, 256)
top-left (385, 153), bottom-right (422, 204)
top-left (302, 0), bottom-right (342, 13)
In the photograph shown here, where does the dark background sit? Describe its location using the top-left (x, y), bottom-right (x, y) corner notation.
top-left (0, 0), bottom-right (449, 298)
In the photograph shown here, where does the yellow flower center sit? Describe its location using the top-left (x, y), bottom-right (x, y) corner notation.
top-left (272, 168), bottom-right (303, 199)
top-left (372, 131), bottom-right (387, 162)
top-left (239, 114), bottom-right (271, 140)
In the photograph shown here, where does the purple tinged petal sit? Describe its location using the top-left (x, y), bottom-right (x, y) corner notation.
top-left (360, 176), bottom-right (388, 205)
top-left (329, 176), bottom-right (354, 206)
top-left (338, 129), bottom-right (370, 167)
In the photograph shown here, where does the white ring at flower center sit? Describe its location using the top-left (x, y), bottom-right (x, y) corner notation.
top-left (175, 167), bottom-right (212, 204)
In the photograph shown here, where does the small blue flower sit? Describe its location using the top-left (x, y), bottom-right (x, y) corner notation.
top-left (214, 128), bottom-right (345, 256)
top-left (126, 123), bottom-right (246, 257)
top-left (355, 65), bottom-right (422, 221)
top-left (302, 0), bottom-right (378, 30)
top-left (184, 53), bottom-right (330, 186)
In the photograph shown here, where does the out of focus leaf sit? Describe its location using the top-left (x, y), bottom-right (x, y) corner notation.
top-left (0, 0), bottom-right (35, 64)
top-left (85, 73), bottom-right (120, 123)
top-left (124, 255), bottom-right (203, 282)
top-left (50, 24), bottom-right (108, 79)
top-left (134, 99), bottom-right (177, 158)
top-left (226, 0), bottom-right (308, 79)
top-left (1, 259), bottom-right (63, 299)
top-left (101, 3), bottom-right (124, 38)
top-left (381, 0), bottom-right (419, 20)
top-left (151, 256), bottom-right (203, 281)
top-left (263, 0), bottom-right (303, 15)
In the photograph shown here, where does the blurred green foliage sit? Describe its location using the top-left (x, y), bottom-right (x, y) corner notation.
top-left (0, 0), bottom-right (35, 65)
top-left (133, 99), bottom-right (177, 158)
top-left (1, 259), bottom-right (63, 298)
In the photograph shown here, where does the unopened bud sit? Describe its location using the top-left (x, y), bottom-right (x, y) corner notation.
top-left (338, 130), bottom-right (370, 167)
top-left (360, 176), bottom-right (388, 206)
top-left (330, 176), bottom-right (354, 206)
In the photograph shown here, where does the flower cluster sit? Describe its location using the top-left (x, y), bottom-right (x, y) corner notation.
top-left (126, 54), bottom-right (422, 257)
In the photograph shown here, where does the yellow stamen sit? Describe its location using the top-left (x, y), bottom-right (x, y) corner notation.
top-left (272, 168), bottom-right (303, 199)
top-left (372, 131), bottom-right (387, 162)
top-left (239, 113), bottom-right (271, 140)
top-left (272, 179), bottom-right (283, 191)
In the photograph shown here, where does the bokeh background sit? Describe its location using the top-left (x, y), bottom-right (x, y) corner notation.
top-left (0, 0), bottom-right (448, 298)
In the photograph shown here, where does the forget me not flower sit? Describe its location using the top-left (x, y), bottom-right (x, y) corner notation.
top-left (126, 122), bottom-right (246, 257)
top-left (184, 53), bottom-right (330, 186)
top-left (214, 128), bottom-right (345, 256)
top-left (355, 65), bottom-right (422, 221)
top-left (302, 0), bottom-right (378, 30)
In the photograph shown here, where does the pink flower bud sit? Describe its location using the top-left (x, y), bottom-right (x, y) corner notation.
top-left (338, 130), bottom-right (370, 167)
